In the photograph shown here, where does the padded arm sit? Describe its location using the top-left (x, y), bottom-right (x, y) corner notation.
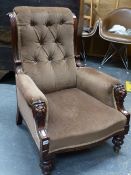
top-left (16, 73), bottom-right (49, 146)
top-left (16, 73), bottom-right (48, 106)
top-left (76, 67), bottom-right (120, 108)
top-left (16, 73), bottom-right (48, 129)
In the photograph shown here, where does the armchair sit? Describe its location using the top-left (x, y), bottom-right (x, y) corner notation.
top-left (99, 8), bottom-right (131, 71)
top-left (9, 7), bottom-right (130, 175)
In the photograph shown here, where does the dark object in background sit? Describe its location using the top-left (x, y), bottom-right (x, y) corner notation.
top-left (0, 71), bottom-right (15, 84)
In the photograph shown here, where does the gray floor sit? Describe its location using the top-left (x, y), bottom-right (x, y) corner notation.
top-left (0, 58), bottom-right (131, 175)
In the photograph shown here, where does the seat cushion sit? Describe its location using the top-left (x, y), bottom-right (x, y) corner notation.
top-left (46, 88), bottom-right (126, 153)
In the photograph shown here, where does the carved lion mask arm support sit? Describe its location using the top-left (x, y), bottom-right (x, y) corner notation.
top-left (114, 84), bottom-right (130, 134)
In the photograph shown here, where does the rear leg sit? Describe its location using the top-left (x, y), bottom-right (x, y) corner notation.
top-left (16, 106), bottom-right (23, 125)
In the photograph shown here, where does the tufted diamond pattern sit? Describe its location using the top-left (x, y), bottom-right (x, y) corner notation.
top-left (14, 7), bottom-right (76, 93)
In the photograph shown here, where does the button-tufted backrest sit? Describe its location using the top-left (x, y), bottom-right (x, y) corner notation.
top-left (14, 7), bottom-right (76, 93)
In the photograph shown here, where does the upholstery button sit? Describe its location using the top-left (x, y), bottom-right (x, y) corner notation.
top-left (48, 57), bottom-right (53, 61)
top-left (60, 19), bottom-right (65, 25)
top-left (30, 20), bottom-right (36, 26)
top-left (40, 38), bottom-right (44, 45)
top-left (55, 38), bottom-right (59, 43)
top-left (34, 57), bottom-right (38, 63)
top-left (46, 21), bottom-right (52, 27)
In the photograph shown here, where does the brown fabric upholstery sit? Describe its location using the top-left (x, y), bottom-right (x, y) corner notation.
top-left (16, 73), bottom-right (49, 129)
top-left (99, 8), bottom-right (131, 44)
top-left (14, 7), bottom-right (76, 93)
top-left (17, 88), bottom-right (40, 149)
top-left (16, 73), bottom-right (48, 106)
top-left (46, 88), bottom-right (126, 153)
top-left (76, 67), bottom-right (120, 108)
top-left (13, 7), bottom-right (127, 156)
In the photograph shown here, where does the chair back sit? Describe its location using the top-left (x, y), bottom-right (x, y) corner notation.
top-left (14, 7), bottom-right (76, 93)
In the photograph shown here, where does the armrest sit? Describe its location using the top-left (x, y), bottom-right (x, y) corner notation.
top-left (16, 73), bottom-right (47, 106)
top-left (16, 73), bottom-right (48, 129)
top-left (114, 84), bottom-right (130, 134)
top-left (76, 67), bottom-right (120, 108)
